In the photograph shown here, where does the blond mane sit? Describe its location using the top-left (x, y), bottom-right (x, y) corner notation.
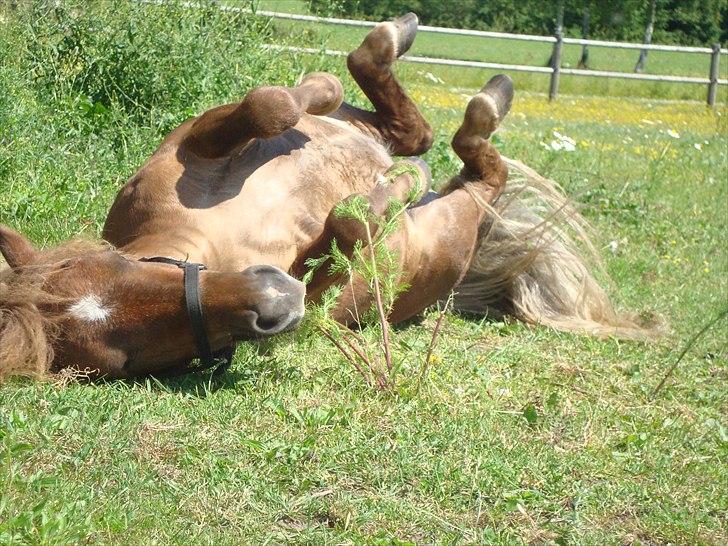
top-left (454, 158), bottom-right (662, 340)
top-left (0, 239), bottom-right (111, 380)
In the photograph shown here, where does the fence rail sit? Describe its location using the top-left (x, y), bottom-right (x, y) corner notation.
top-left (264, 44), bottom-right (721, 86)
top-left (256, 9), bottom-right (727, 55)
top-left (160, 1), bottom-right (728, 105)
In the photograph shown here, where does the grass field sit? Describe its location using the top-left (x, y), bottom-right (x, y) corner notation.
top-left (252, 0), bottom-right (728, 102)
top-left (279, 23), bottom-right (728, 102)
top-left (1, 2), bottom-right (727, 544)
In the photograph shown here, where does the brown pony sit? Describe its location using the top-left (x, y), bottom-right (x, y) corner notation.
top-left (0, 13), bottom-right (647, 380)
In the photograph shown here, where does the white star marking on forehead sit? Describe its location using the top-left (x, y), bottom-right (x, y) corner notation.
top-left (69, 295), bottom-right (111, 323)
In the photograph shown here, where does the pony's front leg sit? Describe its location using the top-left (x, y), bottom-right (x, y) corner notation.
top-left (299, 158), bottom-right (432, 316)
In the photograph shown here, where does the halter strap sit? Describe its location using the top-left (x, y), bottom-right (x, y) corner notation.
top-left (139, 256), bottom-right (233, 375)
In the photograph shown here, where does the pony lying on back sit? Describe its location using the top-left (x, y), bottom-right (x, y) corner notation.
top-left (0, 13), bottom-right (650, 380)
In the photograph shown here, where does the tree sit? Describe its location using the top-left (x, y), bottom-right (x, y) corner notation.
top-left (634, 0), bottom-right (657, 72)
top-left (546, 0), bottom-right (565, 68)
top-left (577, 5), bottom-right (590, 69)
top-left (311, 0), bottom-right (727, 46)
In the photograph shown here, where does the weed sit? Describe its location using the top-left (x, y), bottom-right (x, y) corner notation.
top-left (302, 162), bottom-right (432, 391)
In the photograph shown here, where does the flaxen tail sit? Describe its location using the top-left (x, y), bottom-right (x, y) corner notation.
top-left (454, 157), bottom-right (657, 340)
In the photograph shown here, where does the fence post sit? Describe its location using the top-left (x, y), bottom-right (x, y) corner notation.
top-left (707, 43), bottom-right (720, 108)
top-left (549, 32), bottom-right (563, 101)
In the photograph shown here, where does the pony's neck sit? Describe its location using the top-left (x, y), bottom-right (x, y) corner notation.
top-left (114, 231), bottom-right (295, 274)
top-left (117, 233), bottom-right (218, 268)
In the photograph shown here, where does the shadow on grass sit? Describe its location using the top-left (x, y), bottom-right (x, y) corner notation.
top-left (123, 340), bottom-right (293, 397)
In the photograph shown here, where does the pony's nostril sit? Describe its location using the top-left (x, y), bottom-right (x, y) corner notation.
top-left (254, 313), bottom-right (284, 332)
top-left (250, 309), bottom-right (302, 335)
top-left (239, 264), bottom-right (306, 336)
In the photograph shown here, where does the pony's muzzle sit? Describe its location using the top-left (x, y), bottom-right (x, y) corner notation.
top-left (241, 265), bottom-right (306, 335)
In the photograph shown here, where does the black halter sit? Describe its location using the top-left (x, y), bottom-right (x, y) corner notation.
top-left (139, 256), bottom-right (234, 375)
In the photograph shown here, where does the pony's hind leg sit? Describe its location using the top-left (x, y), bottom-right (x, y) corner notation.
top-left (443, 74), bottom-right (513, 200)
top-left (182, 72), bottom-right (343, 158)
top-left (331, 13), bottom-right (433, 156)
top-left (386, 75), bottom-right (513, 321)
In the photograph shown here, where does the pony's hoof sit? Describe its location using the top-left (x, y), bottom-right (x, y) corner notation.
top-left (298, 72), bottom-right (344, 115)
top-left (392, 12), bottom-right (418, 58)
top-left (481, 74), bottom-right (514, 121)
top-left (461, 75), bottom-right (514, 140)
top-left (351, 13), bottom-right (418, 67)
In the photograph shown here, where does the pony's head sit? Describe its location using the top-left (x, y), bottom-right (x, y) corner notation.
top-left (0, 225), bottom-right (305, 379)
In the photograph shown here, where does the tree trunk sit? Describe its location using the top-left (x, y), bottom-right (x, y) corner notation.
top-left (577, 6), bottom-right (590, 69)
top-left (635, 0), bottom-right (657, 73)
top-left (546, 0), bottom-right (565, 67)
top-left (555, 1), bottom-right (564, 34)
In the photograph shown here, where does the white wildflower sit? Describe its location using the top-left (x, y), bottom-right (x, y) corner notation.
top-left (547, 131), bottom-right (577, 152)
top-left (667, 129), bottom-right (680, 139)
top-left (418, 70), bottom-right (444, 84)
top-left (694, 143), bottom-right (702, 151)
top-left (561, 140), bottom-right (576, 152)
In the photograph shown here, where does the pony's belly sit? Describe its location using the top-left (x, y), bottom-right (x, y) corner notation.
top-left (111, 113), bottom-right (393, 271)
top-left (206, 123), bottom-right (392, 270)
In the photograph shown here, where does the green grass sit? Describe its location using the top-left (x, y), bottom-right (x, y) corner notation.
top-left (1, 2), bottom-right (727, 544)
top-left (253, 0), bottom-right (311, 14)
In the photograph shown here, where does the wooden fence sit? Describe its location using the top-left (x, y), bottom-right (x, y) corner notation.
top-left (155, 1), bottom-right (728, 105)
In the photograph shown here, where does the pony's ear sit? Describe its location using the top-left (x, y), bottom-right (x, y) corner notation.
top-left (0, 224), bottom-right (38, 270)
